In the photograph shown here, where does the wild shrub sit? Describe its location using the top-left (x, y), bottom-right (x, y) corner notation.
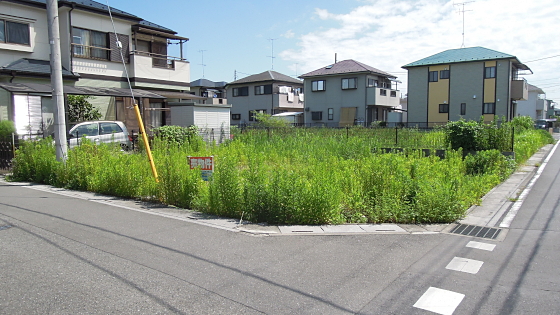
top-left (0, 120), bottom-right (16, 137)
top-left (464, 150), bottom-right (516, 180)
top-left (445, 119), bottom-right (483, 151)
top-left (152, 125), bottom-right (204, 150)
top-left (9, 138), bottom-right (60, 184)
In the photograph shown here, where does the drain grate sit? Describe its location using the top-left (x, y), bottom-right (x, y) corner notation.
top-left (0, 225), bottom-right (13, 231)
top-left (450, 224), bottom-right (501, 239)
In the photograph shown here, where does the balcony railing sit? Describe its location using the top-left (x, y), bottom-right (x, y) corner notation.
top-left (71, 43), bottom-right (110, 60)
top-left (131, 50), bottom-right (186, 69)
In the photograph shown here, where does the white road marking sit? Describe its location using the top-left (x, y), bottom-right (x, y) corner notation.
top-left (414, 287), bottom-right (465, 315)
top-left (466, 241), bottom-right (496, 251)
top-left (446, 257), bottom-right (484, 274)
top-left (500, 140), bottom-right (560, 228)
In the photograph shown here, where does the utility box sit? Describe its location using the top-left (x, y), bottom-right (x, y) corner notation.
top-left (168, 102), bottom-right (232, 143)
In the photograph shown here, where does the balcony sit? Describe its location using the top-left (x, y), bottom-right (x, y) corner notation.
top-left (511, 77), bottom-right (528, 101)
top-left (367, 87), bottom-right (400, 107)
top-left (129, 52), bottom-right (190, 88)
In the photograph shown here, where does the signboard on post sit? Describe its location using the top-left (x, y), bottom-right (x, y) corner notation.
top-left (188, 156), bottom-right (214, 181)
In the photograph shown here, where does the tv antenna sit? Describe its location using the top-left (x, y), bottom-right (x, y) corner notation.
top-left (268, 38), bottom-right (278, 70)
top-left (198, 49), bottom-right (207, 78)
top-left (454, 1), bottom-right (474, 48)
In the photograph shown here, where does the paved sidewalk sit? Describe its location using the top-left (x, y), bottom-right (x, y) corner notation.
top-left (2, 133), bottom-right (558, 236)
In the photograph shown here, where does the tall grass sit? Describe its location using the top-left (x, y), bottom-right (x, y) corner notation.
top-left (8, 125), bottom-right (554, 225)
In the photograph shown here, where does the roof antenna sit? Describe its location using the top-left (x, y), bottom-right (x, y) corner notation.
top-left (454, 1), bottom-right (474, 48)
top-left (198, 49), bottom-right (207, 78)
top-left (268, 38), bottom-right (278, 70)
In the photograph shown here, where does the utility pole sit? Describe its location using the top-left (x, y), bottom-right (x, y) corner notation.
top-left (46, 0), bottom-right (67, 162)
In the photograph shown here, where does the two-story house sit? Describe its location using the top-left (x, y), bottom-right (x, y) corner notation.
top-left (516, 84), bottom-right (548, 120)
top-left (299, 59), bottom-right (400, 127)
top-left (0, 0), bottom-right (191, 138)
top-left (225, 70), bottom-right (304, 125)
top-left (402, 46), bottom-right (531, 126)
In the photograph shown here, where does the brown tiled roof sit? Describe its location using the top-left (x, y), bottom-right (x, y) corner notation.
top-left (299, 59), bottom-right (396, 79)
top-left (228, 70), bottom-right (302, 85)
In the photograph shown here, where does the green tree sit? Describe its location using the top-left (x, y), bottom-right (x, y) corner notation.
top-left (0, 120), bottom-right (16, 137)
top-left (67, 95), bottom-right (102, 123)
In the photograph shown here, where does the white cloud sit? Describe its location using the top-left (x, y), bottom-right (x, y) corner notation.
top-left (282, 30), bottom-right (295, 39)
top-left (280, 0), bottom-right (560, 99)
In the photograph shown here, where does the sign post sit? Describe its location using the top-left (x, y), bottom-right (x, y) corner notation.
top-left (188, 156), bottom-right (214, 181)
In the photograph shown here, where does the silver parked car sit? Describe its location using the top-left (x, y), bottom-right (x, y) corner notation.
top-left (68, 121), bottom-right (132, 150)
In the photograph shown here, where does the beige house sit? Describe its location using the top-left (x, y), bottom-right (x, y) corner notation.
top-left (0, 0), bottom-right (195, 138)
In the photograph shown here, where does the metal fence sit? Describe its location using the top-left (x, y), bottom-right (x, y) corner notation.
top-left (0, 134), bottom-right (19, 170)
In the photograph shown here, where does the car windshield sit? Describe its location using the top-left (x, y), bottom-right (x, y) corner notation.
top-left (70, 123), bottom-right (98, 137)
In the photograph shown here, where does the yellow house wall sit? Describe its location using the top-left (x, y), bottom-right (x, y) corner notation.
top-left (483, 61), bottom-right (497, 121)
top-left (428, 65), bottom-right (450, 124)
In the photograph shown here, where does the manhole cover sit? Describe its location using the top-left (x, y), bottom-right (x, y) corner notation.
top-left (450, 224), bottom-right (501, 239)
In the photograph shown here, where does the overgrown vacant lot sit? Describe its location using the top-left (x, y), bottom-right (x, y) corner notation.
top-left (9, 117), bottom-right (554, 225)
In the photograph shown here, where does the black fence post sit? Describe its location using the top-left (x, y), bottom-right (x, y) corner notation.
top-left (346, 126), bottom-right (349, 139)
top-left (511, 126), bottom-right (515, 152)
top-left (395, 127), bottom-right (398, 146)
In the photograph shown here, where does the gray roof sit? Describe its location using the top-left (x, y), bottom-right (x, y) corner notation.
top-left (190, 79), bottom-right (227, 88)
top-left (402, 47), bottom-right (530, 70)
top-left (0, 58), bottom-right (79, 79)
top-left (228, 71), bottom-right (302, 86)
top-left (299, 59), bottom-right (396, 79)
top-left (14, 0), bottom-right (177, 35)
top-left (528, 84), bottom-right (545, 94)
top-left (0, 82), bottom-right (165, 98)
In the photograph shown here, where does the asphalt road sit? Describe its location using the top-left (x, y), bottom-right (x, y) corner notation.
top-left (1, 145), bottom-right (559, 314)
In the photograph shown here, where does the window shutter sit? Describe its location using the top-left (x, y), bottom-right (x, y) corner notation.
top-left (109, 33), bottom-right (130, 63)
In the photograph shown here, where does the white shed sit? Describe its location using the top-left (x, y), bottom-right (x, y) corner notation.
top-left (168, 102), bottom-right (231, 143)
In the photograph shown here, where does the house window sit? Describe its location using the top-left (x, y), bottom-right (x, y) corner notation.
top-left (0, 19), bottom-right (30, 45)
top-left (485, 66), bottom-right (496, 78)
top-left (233, 86), bottom-right (249, 97)
top-left (328, 108), bottom-right (333, 120)
top-left (72, 27), bottom-right (108, 60)
top-left (440, 70), bottom-right (450, 79)
top-left (255, 84), bottom-right (272, 95)
top-left (312, 80), bottom-right (326, 91)
top-left (311, 111), bottom-right (323, 120)
top-left (390, 91), bottom-right (397, 97)
top-left (483, 103), bottom-right (495, 114)
top-left (460, 103), bottom-right (466, 115)
top-left (342, 78), bottom-right (357, 90)
top-left (428, 71), bottom-right (438, 82)
top-left (380, 89), bottom-right (387, 96)
top-left (367, 78), bottom-right (378, 87)
top-left (439, 104), bottom-right (449, 113)
top-left (231, 114), bottom-right (241, 120)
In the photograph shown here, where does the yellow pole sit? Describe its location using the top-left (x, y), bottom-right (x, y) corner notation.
top-left (132, 100), bottom-right (159, 182)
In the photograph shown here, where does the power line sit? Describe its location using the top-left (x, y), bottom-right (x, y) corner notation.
top-left (524, 54), bottom-right (560, 63)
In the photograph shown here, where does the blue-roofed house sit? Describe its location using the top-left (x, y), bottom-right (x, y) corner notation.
top-left (402, 47), bottom-right (531, 126)
top-left (0, 0), bottom-right (194, 138)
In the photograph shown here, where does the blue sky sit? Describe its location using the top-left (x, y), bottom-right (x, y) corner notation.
top-left (106, 0), bottom-right (560, 102)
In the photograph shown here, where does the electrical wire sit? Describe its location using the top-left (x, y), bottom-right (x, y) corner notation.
top-left (106, 0), bottom-right (135, 105)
